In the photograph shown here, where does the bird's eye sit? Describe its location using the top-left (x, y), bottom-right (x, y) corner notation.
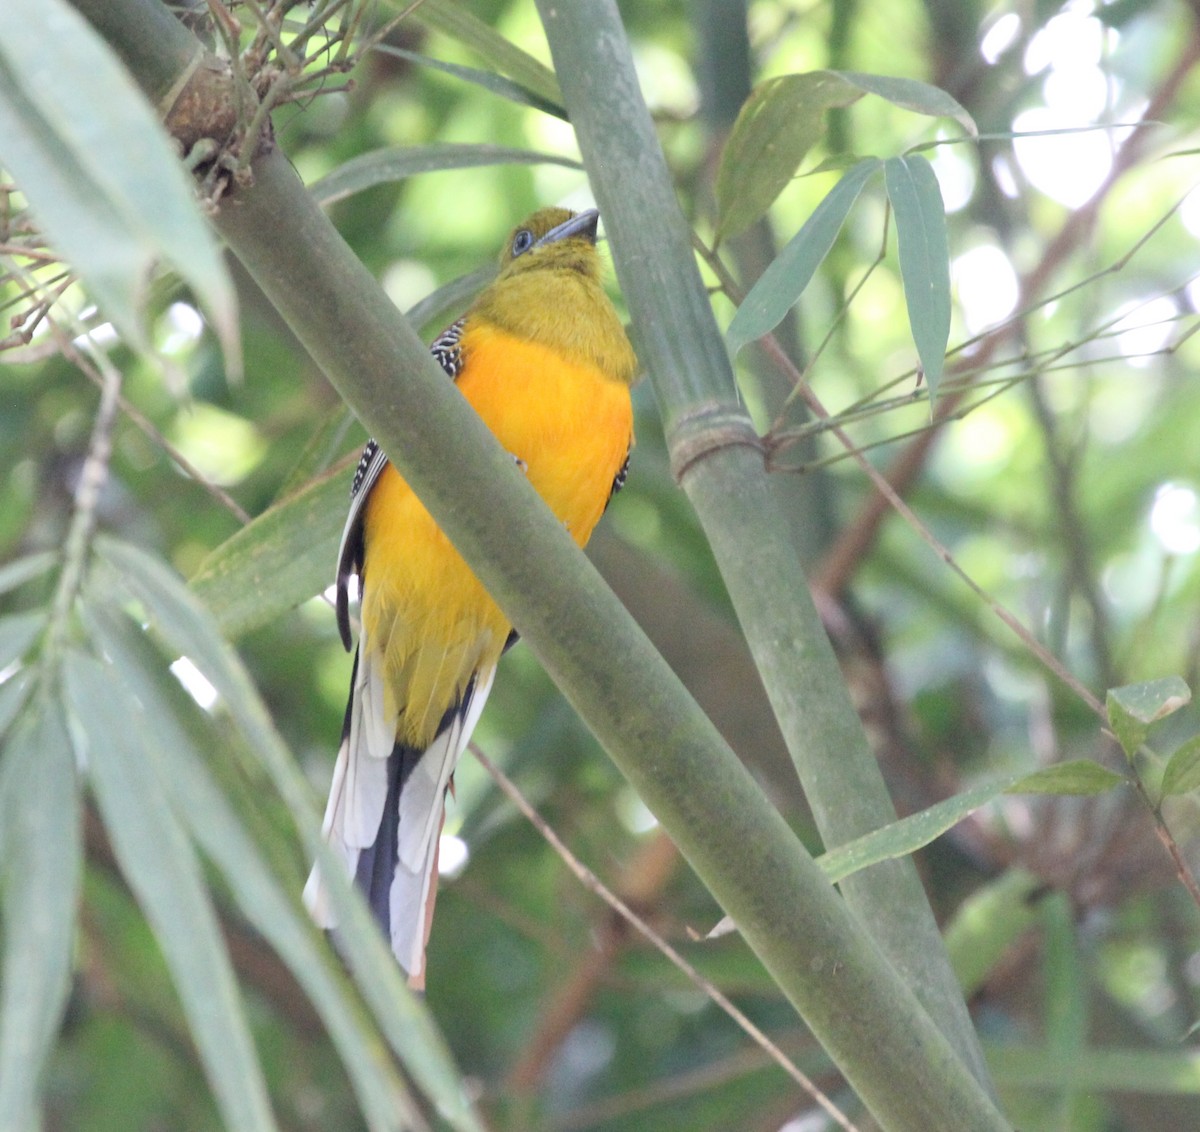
top-left (511, 229), bottom-right (535, 257)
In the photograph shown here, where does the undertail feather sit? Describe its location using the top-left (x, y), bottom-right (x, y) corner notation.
top-left (305, 660), bottom-right (498, 982)
top-left (353, 742), bottom-right (422, 941)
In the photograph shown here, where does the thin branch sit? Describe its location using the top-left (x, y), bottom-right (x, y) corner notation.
top-left (471, 744), bottom-right (859, 1132)
top-left (39, 329), bottom-right (123, 684)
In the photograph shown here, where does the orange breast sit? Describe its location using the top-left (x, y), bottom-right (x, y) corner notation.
top-left (359, 320), bottom-right (633, 746)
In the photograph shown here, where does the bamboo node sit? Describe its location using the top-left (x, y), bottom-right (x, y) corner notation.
top-left (667, 404), bottom-right (763, 484)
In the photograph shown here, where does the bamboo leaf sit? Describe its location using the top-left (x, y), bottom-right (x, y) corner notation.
top-left (189, 466), bottom-right (346, 638)
top-left (406, 266), bottom-right (494, 335)
top-left (0, 674), bottom-right (31, 741)
top-left (943, 869), bottom-right (1044, 997)
top-left (819, 761), bottom-right (1124, 883)
top-left (1008, 759), bottom-right (1127, 795)
top-left (371, 44), bottom-right (566, 117)
top-left (310, 143), bottom-right (581, 207)
top-left (64, 650), bottom-right (278, 1132)
top-left (0, 0), bottom-right (239, 370)
top-left (817, 776), bottom-right (1014, 884)
top-left (92, 536), bottom-right (485, 1132)
top-left (1107, 677), bottom-right (1191, 758)
top-left (714, 72), bottom-right (865, 240)
top-left (85, 605), bottom-right (415, 1132)
top-left (0, 699), bottom-right (81, 1132)
top-left (275, 408), bottom-right (356, 499)
top-left (988, 1044), bottom-right (1200, 1094)
top-left (884, 154), bottom-right (951, 399)
top-left (0, 613), bottom-right (43, 670)
top-left (1159, 734), bottom-right (1200, 797)
top-left (832, 71), bottom-right (977, 137)
top-left (410, 0), bottom-right (562, 110)
top-left (0, 552), bottom-right (56, 597)
top-left (726, 158), bottom-right (880, 357)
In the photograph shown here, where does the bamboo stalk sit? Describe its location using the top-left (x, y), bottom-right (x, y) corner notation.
top-left (535, 0), bottom-right (995, 1099)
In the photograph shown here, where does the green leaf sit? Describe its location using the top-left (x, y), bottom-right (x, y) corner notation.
top-left (0, 551), bottom-right (56, 597)
top-left (832, 71), bottom-right (977, 137)
top-left (1107, 677), bottom-right (1191, 757)
top-left (0, 673), bottom-right (32, 741)
top-left (817, 775), bottom-right (1012, 884)
top-left (372, 45), bottom-right (566, 118)
top-left (0, 0), bottom-right (238, 372)
top-left (943, 869), bottom-right (1044, 997)
top-left (310, 143), bottom-right (581, 207)
top-left (189, 465), bottom-right (346, 638)
top-left (818, 761), bottom-right (1125, 884)
top-left (1160, 734), bottom-right (1200, 797)
top-left (0, 699), bottom-right (81, 1132)
top-left (410, 0), bottom-right (563, 111)
top-left (1007, 759), bottom-right (1127, 796)
top-left (85, 605), bottom-right (416, 1132)
top-left (884, 154), bottom-right (950, 398)
top-left (64, 650), bottom-right (278, 1132)
top-left (714, 72), bottom-right (865, 240)
top-left (0, 612), bottom-right (43, 670)
top-left (92, 537), bottom-right (486, 1132)
top-left (406, 266), bottom-right (495, 336)
top-left (988, 1043), bottom-right (1200, 1094)
top-left (275, 409), bottom-right (357, 500)
top-left (726, 158), bottom-right (880, 358)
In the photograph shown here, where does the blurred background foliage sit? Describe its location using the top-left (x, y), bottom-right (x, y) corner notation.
top-left (4, 0), bottom-right (1200, 1129)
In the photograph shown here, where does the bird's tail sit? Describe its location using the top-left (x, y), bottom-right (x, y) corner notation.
top-left (303, 650), bottom-right (495, 987)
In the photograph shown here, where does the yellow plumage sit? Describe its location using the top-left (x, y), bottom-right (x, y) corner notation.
top-left (305, 207), bottom-right (637, 984)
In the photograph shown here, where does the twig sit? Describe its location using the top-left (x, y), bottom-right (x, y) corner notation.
top-left (471, 744), bottom-right (858, 1132)
top-left (39, 330), bottom-right (123, 683)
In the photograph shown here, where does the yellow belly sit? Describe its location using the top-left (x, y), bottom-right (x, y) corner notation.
top-left (360, 321), bottom-right (633, 747)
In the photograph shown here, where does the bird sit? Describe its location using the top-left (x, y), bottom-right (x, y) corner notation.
top-left (303, 207), bottom-right (637, 988)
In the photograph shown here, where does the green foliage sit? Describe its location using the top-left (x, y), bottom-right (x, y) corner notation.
top-left (0, 0), bottom-right (237, 368)
top-left (2, 0), bottom-right (1200, 1129)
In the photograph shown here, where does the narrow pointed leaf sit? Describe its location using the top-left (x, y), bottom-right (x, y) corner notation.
top-left (405, 267), bottom-right (494, 336)
top-left (884, 154), bottom-right (950, 398)
top-left (1158, 734), bottom-right (1200, 797)
top-left (1007, 759), bottom-right (1126, 795)
top-left (714, 72), bottom-right (865, 239)
top-left (943, 869), bottom-right (1044, 996)
top-left (189, 465), bottom-right (346, 638)
top-left (727, 158), bottom-right (880, 357)
top-left (410, 0), bottom-right (562, 110)
top-left (817, 775), bottom-right (1016, 884)
top-left (0, 552), bottom-right (56, 597)
top-left (988, 1044), bottom-right (1200, 1093)
top-left (86, 606), bottom-right (414, 1132)
top-left (0, 674), bottom-right (32, 741)
top-left (833, 71), bottom-right (977, 137)
top-left (818, 760), bottom-right (1125, 884)
top-left (0, 700), bottom-right (81, 1132)
top-left (1107, 677), bottom-right (1191, 757)
top-left (371, 45), bottom-right (565, 117)
top-left (91, 537), bottom-right (485, 1131)
top-left (310, 143), bottom-right (581, 207)
top-left (65, 650), bottom-right (277, 1132)
top-left (0, 0), bottom-right (239, 370)
top-left (0, 613), bottom-right (43, 670)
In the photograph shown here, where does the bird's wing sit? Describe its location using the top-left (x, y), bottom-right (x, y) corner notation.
top-left (334, 318), bottom-right (468, 650)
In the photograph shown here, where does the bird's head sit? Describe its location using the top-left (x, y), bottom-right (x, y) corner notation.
top-left (496, 207), bottom-right (602, 282)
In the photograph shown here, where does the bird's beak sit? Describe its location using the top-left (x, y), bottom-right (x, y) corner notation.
top-left (537, 208), bottom-right (600, 248)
